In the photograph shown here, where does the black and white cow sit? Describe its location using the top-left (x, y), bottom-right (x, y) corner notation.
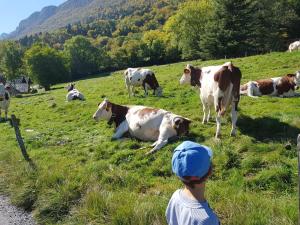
top-left (66, 83), bottom-right (85, 101)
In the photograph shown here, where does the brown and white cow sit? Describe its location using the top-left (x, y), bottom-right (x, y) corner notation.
top-left (180, 62), bottom-right (242, 138)
top-left (124, 68), bottom-right (163, 97)
top-left (0, 83), bottom-right (11, 120)
top-left (240, 71), bottom-right (300, 98)
top-left (93, 99), bottom-right (191, 154)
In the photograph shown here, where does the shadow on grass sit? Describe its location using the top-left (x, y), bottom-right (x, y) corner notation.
top-left (19, 92), bottom-right (48, 98)
top-left (238, 114), bottom-right (300, 143)
top-left (50, 86), bottom-right (65, 91)
top-left (168, 132), bottom-right (205, 143)
top-left (73, 71), bottom-right (113, 82)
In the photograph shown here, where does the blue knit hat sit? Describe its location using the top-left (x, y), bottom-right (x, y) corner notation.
top-left (172, 141), bottom-right (213, 179)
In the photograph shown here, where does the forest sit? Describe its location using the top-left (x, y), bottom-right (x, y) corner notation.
top-left (1, 0), bottom-right (300, 88)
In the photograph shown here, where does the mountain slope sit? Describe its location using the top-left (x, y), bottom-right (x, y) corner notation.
top-left (7, 0), bottom-right (160, 39)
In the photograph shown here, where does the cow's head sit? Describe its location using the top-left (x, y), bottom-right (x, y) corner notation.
top-left (173, 117), bottom-right (192, 136)
top-left (124, 69), bottom-right (129, 77)
top-left (180, 64), bottom-right (201, 87)
top-left (93, 98), bottom-right (113, 122)
top-left (154, 86), bottom-right (163, 97)
top-left (66, 83), bottom-right (75, 92)
top-left (5, 85), bottom-right (11, 91)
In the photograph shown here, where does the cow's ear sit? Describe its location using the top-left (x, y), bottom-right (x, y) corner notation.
top-left (184, 118), bottom-right (192, 124)
top-left (184, 68), bottom-right (191, 74)
top-left (174, 117), bottom-right (183, 127)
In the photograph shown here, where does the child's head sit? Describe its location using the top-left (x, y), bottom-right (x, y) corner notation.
top-left (172, 141), bottom-right (213, 189)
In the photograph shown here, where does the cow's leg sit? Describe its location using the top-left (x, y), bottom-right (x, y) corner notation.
top-left (112, 121), bottom-right (129, 140)
top-left (146, 139), bottom-right (168, 155)
top-left (146, 127), bottom-right (173, 155)
top-left (126, 84), bottom-right (130, 97)
top-left (150, 141), bottom-right (157, 147)
top-left (131, 86), bottom-right (135, 96)
top-left (202, 104), bottom-right (209, 124)
top-left (142, 83), bottom-right (148, 96)
top-left (200, 94), bottom-right (209, 124)
top-left (230, 104), bottom-right (238, 137)
top-left (4, 108), bottom-right (8, 120)
top-left (215, 112), bottom-right (222, 139)
top-left (207, 108), bottom-right (211, 123)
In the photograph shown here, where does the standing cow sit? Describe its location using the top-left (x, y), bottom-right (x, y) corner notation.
top-left (0, 83), bottom-right (11, 120)
top-left (66, 83), bottom-right (85, 101)
top-left (288, 41), bottom-right (300, 52)
top-left (93, 98), bottom-right (191, 154)
top-left (180, 62), bottom-right (242, 138)
top-left (240, 71), bottom-right (300, 98)
top-left (124, 68), bottom-right (163, 97)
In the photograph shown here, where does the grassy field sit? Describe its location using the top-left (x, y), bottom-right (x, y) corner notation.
top-left (0, 51), bottom-right (300, 225)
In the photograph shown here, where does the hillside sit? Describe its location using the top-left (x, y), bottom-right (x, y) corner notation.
top-left (6, 0), bottom-right (179, 39)
top-left (0, 51), bottom-right (299, 224)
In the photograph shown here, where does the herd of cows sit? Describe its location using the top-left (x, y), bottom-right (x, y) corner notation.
top-left (0, 61), bottom-right (300, 154)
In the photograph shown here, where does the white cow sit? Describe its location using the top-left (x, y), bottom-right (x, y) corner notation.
top-left (0, 83), bottom-right (11, 120)
top-left (240, 71), bottom-right (300, 98)
top-left (93, 99), bottom-right (191, 154)
top-left (289, 41), bottom-right (300, 52)
top-left (66, 83), bottom-right (85, 101)
top-left (124, 68), bottom-right (163, 97)
top-left (180, 62), bottom-right (242, 138)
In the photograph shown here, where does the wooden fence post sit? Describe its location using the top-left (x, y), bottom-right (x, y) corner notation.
top-left (297, 134), bottom-right (300, 225)
top-left (10, 114), bottom-right (35, 169)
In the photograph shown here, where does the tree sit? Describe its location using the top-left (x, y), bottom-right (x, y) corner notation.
top-left (0, 41), bottom-right (23, 81)
top-left (24, 44), bottom-right (70, 90)
top-left (64, 36), bottom-right (106, 79)
top-left (164, 0), bottom-right (213, 59)
top-left (200, 0), bottom-right (258, 59)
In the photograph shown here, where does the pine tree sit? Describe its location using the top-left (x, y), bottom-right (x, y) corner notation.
top-left (200, 0), bottom-right (257, 59)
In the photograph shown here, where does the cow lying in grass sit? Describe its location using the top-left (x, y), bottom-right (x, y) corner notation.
top-left (0, 83), bottom-right (11, 120)
top-left (93, 99), bottom-right (191, 154)
top-left (66, 83), bottom-right (85, 101)
top-left (124, 68), bottom-right (163, 97)
top-left (240, 72), bottom-right (300, 98)
top-left (180, 62), bottom-right (242, 138)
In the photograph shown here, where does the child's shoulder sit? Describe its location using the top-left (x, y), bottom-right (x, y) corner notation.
top-left (169, 189), bottom-right (183, 203)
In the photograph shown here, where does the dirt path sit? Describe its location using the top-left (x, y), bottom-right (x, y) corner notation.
top-left (0, 195), bottom-right (35, 225)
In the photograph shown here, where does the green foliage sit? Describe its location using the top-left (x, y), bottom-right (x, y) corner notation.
top-left (64, 36), bottom-right (107, 79)
top-left (24, 44), bottom-right (70, 90)
top-left (164, 0), bottom-right (213, 59)
top-left (0, 41), bottom-right (23, 80)
top-left (0, 51), bottom-right (299, 224)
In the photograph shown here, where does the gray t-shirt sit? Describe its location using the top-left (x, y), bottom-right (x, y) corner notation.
top-left (166, 189), bottom-right (220, 225)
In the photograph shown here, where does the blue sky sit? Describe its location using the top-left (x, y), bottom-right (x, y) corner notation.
top-left (0, 0), bottom-right (66, 34)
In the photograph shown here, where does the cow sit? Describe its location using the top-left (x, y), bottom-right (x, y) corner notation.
top-left (66, 83), bottom-right (85, 101)
top-left (92, 98), bottom-right (191, 154)
top-left (124, 68), bottom-right (163, 97)
top-left (0, 83), bottom-right (11, 120)
top-left (180, 62), bottom-right (242, 139)
top-left (240, 71), bottom-right (300, 98)
top-left (288, 41), bottom-right (300, 52)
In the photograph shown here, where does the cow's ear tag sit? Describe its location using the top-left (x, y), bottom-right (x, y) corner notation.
top-left (184, 69), bottom-right (190, 74)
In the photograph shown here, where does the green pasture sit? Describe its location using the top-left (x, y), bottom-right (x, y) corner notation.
top-left (0, 51), bottom-right (299, 225)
